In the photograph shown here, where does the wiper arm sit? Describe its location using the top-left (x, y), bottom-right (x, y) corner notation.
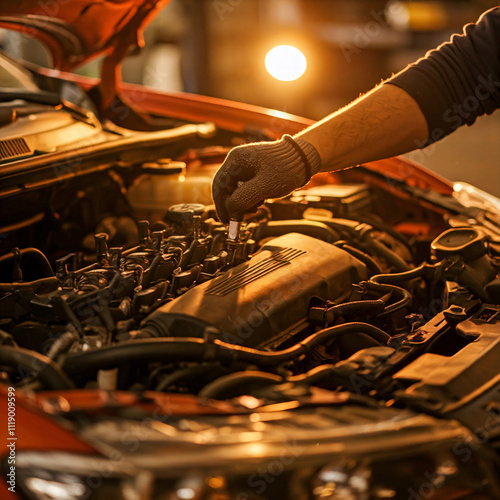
top-left (0, 103), bottom-right (60, 127)
top-left (0, 90), bottom-right (101, 129)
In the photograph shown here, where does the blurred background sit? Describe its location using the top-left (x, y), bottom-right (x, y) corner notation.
top-left (1, 0), bottom-right (499, 195)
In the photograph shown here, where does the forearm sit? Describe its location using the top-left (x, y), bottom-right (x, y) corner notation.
top-left (294, 84), bottom-right (428, 172)
top-left (212, 82), bottom-right (429, 222)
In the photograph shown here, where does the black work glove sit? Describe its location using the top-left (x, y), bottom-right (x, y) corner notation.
top-left (212, 134), bottom-right (321, 223)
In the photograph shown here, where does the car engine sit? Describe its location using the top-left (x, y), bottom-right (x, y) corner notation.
top-left (2, 7), bottom-right (500, 495)
top-left (2, 122), bottom-right (500, 497)
top-left (1, 119), bottom-right (500, 446)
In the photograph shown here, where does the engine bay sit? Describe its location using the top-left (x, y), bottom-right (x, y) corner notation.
top-left (2, 4), bottom-right (500, 496)
top-left (2, 125), bottom-right (500, 434)
top-left (2, 116), bottom-right (500, 497)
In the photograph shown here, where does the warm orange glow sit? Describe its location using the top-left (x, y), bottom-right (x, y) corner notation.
top-left (265, 45), bottom-right (307, 81)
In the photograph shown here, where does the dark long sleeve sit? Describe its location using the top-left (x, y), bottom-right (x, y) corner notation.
top-left (386, 7), bottom-right (500, 144)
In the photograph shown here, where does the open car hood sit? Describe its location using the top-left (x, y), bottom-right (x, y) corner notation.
top-left (0, 0), bottom-right (169, 71)
top-left (2, 7), bottom-right (500, 497)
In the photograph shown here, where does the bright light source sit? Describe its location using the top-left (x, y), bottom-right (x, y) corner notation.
top-left (176, 487), bottom-right (195, 499)
top-left (265, 45), bottom-right (307, 81)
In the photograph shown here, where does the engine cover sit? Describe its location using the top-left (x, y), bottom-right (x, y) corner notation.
top-left (143, 233), bottom-right (367, 348)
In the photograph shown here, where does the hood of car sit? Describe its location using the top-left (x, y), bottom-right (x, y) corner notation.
top-left (0, 0), bottom-right (169, 71)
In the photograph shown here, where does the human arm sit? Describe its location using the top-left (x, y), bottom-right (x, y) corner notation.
top-left (212, 7), bottom-right (500, 223)
top-left (295, 83), bottom-right (428, 172)
top-left (212, 83), bottom-right (428, 222)
top-left (304, 5), bottom-right (500, 161)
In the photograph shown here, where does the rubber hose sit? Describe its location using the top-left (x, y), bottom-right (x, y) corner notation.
top-left (361, 235), bottom-right (411, 272)
top-left (0, 346), bottom-right (74, 390)
top-left (199, 371), bottom-right (282, 399)
top-left (323, 300), bottom-right (386, 322)
top-left (156, 364), bottom-right (226, 392)
top-left (63, 322), bottom-right (390, 374)
top-left (363, 281), bottom-right (412, 316)
top-left (371, 262), bottom-right (442, 285)
top-left (0, 276), bottom-right (59, 293)
top-left (336, 242), bottom-right (383, 276)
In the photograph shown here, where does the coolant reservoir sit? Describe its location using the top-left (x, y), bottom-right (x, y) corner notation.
top-left (127, 159), bottom-right (214, 220)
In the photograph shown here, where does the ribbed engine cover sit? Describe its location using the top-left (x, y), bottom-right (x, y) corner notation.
top-left (143, 233), bottom-right (367, 348)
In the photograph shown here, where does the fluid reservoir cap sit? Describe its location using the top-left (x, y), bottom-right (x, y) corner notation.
top-left (142, 159), bottom-right (185, 175)
top-left (167, 203), bottom-right (205, 225)
top-left (431, 227), bottom-right (488, 261)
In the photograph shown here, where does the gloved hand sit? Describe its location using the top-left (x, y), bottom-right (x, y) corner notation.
top-left (212, 134), bottom-right (321, 223)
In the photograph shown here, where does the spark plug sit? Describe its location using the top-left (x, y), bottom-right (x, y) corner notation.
top-left (227, 219), bottom-right (242, 243)
top-left (226, 219), bottom-right (242, 264)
